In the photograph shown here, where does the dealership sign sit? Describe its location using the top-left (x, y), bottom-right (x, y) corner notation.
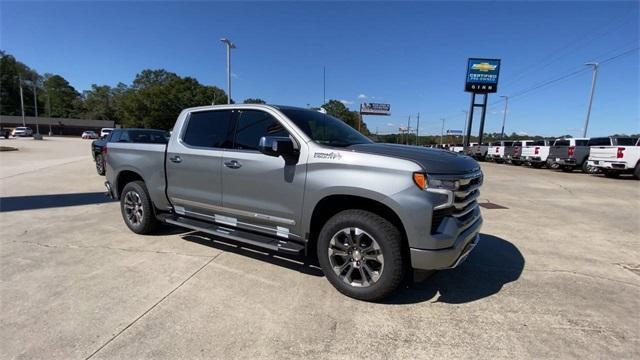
top-left (465, 58), bottom-right (501, 93)
top-left (360, 103), bottom-right (391, 116)
top-left (447, 129), bottom-right (463, 135)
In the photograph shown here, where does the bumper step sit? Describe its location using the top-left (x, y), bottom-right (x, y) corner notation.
top-left (158, 214), bottom-right (305, 256)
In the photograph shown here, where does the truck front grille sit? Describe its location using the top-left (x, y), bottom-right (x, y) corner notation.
top-left (430, 171), bottom-right (482, 234)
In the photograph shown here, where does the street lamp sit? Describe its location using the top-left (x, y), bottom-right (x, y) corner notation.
top-left (220, 38), bottom-right (236, 104)
top-left (583, 62), bottom-right (599, 138)
top-left (500, 95), bottom-right (509, 140)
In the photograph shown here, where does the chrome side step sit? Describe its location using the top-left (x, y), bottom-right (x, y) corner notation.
top-left (158, 214), bottom-right (305, 256)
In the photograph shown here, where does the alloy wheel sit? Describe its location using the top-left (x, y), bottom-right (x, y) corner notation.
top-left (123, 191), bottom-right (144, 225)
top-left (328, 227), bottom-right (384, 287)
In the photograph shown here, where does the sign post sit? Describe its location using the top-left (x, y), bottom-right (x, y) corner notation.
top-left (359, 102), bottom-right (391, 134)
top-left (464, 58), bottom-right (501, 147)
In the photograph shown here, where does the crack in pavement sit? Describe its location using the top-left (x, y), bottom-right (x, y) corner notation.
top-left (84, 252), bottom-right (223, 360)
top-left (9, 239), bottom-right (215, 258)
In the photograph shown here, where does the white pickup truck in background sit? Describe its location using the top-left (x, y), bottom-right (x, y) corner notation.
top-left (587, 137), bottom-right (639, 179)
top-left (521, 139), bottom-right (554, 168)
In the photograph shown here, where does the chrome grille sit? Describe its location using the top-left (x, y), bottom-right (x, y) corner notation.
top-left (452, 172), bottom-right (482, 218)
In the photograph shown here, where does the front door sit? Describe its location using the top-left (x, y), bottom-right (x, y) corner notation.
top-left (166, 109), bottom-right (234, 220)
top-left (221, 109), bottom-right (306, 240)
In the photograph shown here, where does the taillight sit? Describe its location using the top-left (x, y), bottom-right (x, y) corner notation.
top-left (568, 146), bottom-right (575, 157)
top-left (617, 147), bottom-right (625, 159)
top-left (534, 147), bottom-right (540, 155)
top-left (496, 147), bottom-right (499, 153)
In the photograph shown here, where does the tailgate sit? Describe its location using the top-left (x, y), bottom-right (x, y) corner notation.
top-left (589, 147), bottom-right (617, 161)
top-left (549, 146), bottom-right (568, 158)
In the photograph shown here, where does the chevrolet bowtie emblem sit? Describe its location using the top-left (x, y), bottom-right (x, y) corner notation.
top-left (471, 62), bottom-right (497, 72)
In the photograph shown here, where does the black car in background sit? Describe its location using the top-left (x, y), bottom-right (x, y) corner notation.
top-left (91, 128), bottom-right (169, 175)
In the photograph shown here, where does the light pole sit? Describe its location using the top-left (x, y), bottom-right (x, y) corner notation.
top-left (220, 38), bottom-right (236, 104)
top-left (583, 62), bottom-right (599, 138)
top-left (440, 118), bottom-right (445, 146)
top-left (500, 95), bottom-right (509, 140)
top-left (18, 75), bottom-right (26, 127)
top-left (462, 110), bottom-right (469, 146)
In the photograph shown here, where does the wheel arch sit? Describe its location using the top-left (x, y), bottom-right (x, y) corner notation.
top-left (115, 170), bottom-right (145, 199)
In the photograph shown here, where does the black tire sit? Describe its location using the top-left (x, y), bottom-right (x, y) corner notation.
top-left (317, 209), bottom-right (405, 301)
top-left (561, 166), bottom-right (573, 172)
top-left (603, 170), bottom-right (619, 178)
top-left (634, 162), bottom-right (640, 180)
top-left (95, 153), bottom-right (106, 176)
top-left (120, 181), bottom-right (159, 234)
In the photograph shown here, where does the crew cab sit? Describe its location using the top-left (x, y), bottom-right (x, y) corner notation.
top-left (506, 140), bottom-right (534, 165)
top-left (449, 144), bottom-right (464, 153)
top-left (587, 137), bottom-right (639, 179)
top-left (103, 104), bottom-right (484, 301)
top-left (488, 141), bottom-right (514, 163)
top-left (466, 143), bottom-right (489, 161)
top-left (547, 138), bottom-right (590, 172)
top-left (91, 128), bottom-right (169, 175)
top-left (521, 139), bottom-right (554, 168)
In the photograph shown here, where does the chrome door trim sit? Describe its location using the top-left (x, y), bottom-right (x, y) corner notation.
top-left (171, 197), bottom-right (296, 226)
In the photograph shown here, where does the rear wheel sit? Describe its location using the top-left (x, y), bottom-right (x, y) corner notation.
top-left (581, 161), bottom-right (593, 174)
top-left (317, 210), bottom-right (405, 301)
top-left (561, 166), bottom-right (573, 172)
top-left (95, 153), bottom-right (106, 175)
top-left (120, 181), bottom-right (159, 234)
top-left (634, 162), bottom-right (640, 180)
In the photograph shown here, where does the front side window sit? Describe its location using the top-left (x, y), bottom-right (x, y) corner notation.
top-left (279, 108), bottom-right (372, 148)
top-left (182, 110), bottom-right (234, 148)
top-left (232, 110), bottom-right (289, 150)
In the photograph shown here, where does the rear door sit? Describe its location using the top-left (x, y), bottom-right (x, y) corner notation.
top-left (166, 109), bottom-right (235, 219)
top-left (220, 109), bottom-right (307, 240)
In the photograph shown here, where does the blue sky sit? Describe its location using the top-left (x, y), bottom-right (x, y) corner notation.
top-left (2, 1), bottom-right (638, 137)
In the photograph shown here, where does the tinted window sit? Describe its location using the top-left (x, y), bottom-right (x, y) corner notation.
top-left (279, 108), bottom-right (372, 147)
top-left (614, 138), bottom-right (635, 146)
top-left (503, 141), bottom-right (514, 146)
top-left (110, 130), bottom-right (121, 142)
top-left (233, 110), bottom-right (289, 150)
top-left (554, 140), bottom-right (570, 146)
top-left (532, 140), bottom-right (547, 146)
top-left (182, 110), bottom-right (233, 148)
top-left (575, 140), bottom-right (589, 146)
top-left (128, 130), bottom-right (169, 144)
top-left (587, 137), bottom-right (610, 146)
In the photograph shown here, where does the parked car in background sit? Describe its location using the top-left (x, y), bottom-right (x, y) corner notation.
top-left (587, 137), bottom-right (639, 179)
top-left (91, 128), bottom-right (169, 175)
top-left (507, 140), bottom-right (534, 165)
top-left (488, 141), bottom-right (514, 163)
top-left (547, 138), bottom-right (590, 172)
top-left (103, 104), bottom-right (484, 300)
top-left (450, 144), bottom-right (464, 153)
top-left (467, 143), bottom-right (489, 161)
top-left (100, 128), bottom-right (114, 138)
top-left (81, 131), bottom-right (98, 139)
top-left (12, 127), bottom-right (33, 137)
top-left (521, 140), bottom-right (554, 168)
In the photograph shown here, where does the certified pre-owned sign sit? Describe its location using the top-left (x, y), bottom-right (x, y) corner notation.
top-left (465, 58), bottom-right (501, 93)
top-left (360, 103), bottom-right (391, 116)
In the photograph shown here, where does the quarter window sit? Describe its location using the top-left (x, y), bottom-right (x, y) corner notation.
top-left (182, 110), bottom-right (234, 148)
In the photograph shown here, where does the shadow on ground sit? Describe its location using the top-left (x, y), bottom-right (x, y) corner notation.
top-left (384, 233), bottom-right (525, 304)
top-left (181, 231), bottom-right (523, 303)
top-left (0, 192), bottom-right (115, 212)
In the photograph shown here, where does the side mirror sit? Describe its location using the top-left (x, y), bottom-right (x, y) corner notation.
top-left (258, 136), bottom-right (295, 158)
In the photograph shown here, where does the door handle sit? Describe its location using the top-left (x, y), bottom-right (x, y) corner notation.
top-left (169, 155), bottom-right (182, 163)
top-left (224, 160), bottom-right (242, 169)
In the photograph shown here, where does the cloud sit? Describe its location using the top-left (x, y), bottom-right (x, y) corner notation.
top-left (387, 123), bottom-right (395, 127)
top-left (231, 73), bottom-right (239, 79)
top-left (357, 94), bottom-right (367, 100)
top-left (516, 131), bottom-right (528, 136)
top-left (339, 99), bottom-right (354, 105)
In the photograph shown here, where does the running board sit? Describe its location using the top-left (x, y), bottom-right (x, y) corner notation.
top-left (158, 214), bottom-right (305, 256)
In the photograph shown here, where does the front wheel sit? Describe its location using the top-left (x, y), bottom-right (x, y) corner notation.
top-left (120, 181), bottom-right (159, 234)
top-left (95, 153), bottom-right (106, 175)
top-left (317, 210), bottom-right (405, 301)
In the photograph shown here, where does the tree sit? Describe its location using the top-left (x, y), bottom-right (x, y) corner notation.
top-left (0, 52), bottom-right (43, 116)
top-left (42, 74), bottom-right (80, 118)
top-left (321, 99), bottom-right (369, 135)
top-left (243, 98), bottom-right (266, 104)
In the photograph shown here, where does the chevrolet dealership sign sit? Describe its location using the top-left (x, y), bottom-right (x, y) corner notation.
top-left (465, 58), bottom-right (501, 93)
top-left (360, 103), bottom-right (391, 116)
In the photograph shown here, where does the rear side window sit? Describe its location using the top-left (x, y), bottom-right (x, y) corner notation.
top-left (614, 138), bottom-right (635, 146)
top-left (554, 140), bottom-right (569, 146)
top-left (532, 140), bottom-right (547, 146)
top-left (503, 141), bottom-right (514, 146)
top-left (587, 137), bottom-right (610, 146)
top-left (182, 110), bottom-right (234, 148)
top-left (232, 110), bottom-right (289, 150)
top-left (575, 140), bottom-right (589, 146)
top-left (109, 130), bottom-right (121, 142)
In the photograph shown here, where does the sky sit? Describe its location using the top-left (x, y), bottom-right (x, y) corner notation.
top-left (1, 1), bottom-right (638, 137)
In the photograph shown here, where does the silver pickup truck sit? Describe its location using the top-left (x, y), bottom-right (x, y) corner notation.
top-left (104, 104), bottom-right (483, 300)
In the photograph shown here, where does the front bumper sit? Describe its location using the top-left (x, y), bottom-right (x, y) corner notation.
top-left (409, 216), bottom-right (483, 270)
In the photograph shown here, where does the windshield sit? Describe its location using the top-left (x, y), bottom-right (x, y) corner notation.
top-left (279, 108), bottom-right (372, 148)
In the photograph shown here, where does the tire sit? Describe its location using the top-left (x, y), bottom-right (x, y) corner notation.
top-left (120, 181), bottom-right (159, 234)
top-left (317, 209), bottom-right (405, 301)
top-left (634, 162), bottom-right (640, 180)
top-left (561, 166), bottom-right (573, 172)
top-left (581, 161), bottom-right (591, 174)
top-left (95, 153), bottom-right (106, 176)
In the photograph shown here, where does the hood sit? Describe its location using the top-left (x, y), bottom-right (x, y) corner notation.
top-left (349, 143), bottom-right (480, 175)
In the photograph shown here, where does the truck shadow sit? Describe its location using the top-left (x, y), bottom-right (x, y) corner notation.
top-left (0, 192), bottom-right (115, 212)
top-left (384, 233), bottom-right (524, 305)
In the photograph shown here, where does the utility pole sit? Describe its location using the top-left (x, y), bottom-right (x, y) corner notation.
top-left (18, 75), bottom-right (26, 127)
top-left (500, 95), bottom-right (509, 140)
top-left (47, 89), bottom-right (52, 136)
top-left (440, 118), bottom-right (445, 145)
top-left (406, 115), bottom-right (411, 145)
top-left (415, 112), bottom-right (420, 146)
top-left (583, 62), bottom-right (599, 137)
top-left (323, 66), bottom-right (326, 105)
top-left (462, 110), bottom-right (469, 146)
top-left (220, 38), bottom-right (236, 104)
top-left (32, 80), bottom-right (40, 134)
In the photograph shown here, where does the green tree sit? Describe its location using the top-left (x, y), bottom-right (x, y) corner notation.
top-left (0, 52), bottom-right (42, 116)
top-left (42, 74), bottom-right (80, 118)
top-left (321, 99), bottom-right (369, 135)
top-left (243, 98), bottom-right (266, 104)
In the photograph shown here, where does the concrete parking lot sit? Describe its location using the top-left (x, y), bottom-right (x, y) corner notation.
top-left (1, 136), bottom-right (638, 359)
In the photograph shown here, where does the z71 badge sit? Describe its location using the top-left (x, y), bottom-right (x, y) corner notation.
top-left (314, 152), bottom-right (342, 160)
